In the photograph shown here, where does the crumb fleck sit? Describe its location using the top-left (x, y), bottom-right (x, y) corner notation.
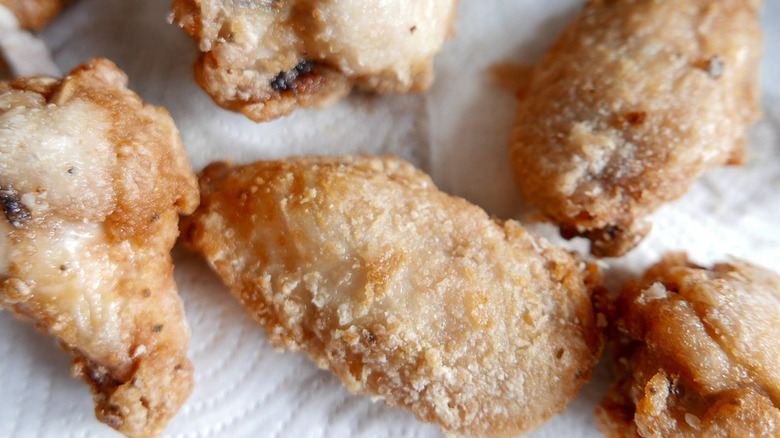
top-left (597, 313), bottom-right (607, 328)
top-left (131, 345), bottom-right (147, 358)
top-left (707, 55), bottom-right (723, 79)
top-left (685, 413), bottom-right (702, 430)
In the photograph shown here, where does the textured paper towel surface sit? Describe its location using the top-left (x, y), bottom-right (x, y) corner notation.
top-left (0, 0), bottom-right (778, 437)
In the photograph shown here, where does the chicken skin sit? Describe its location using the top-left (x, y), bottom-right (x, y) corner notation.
top-left (171, 0), bottom-right (458, 121)
top-left (0, 59), bottom-right (198, 437)
top-left (509, 0), bottom-right (763, 257)
top-left (181, 155), bottom-right (605, 437)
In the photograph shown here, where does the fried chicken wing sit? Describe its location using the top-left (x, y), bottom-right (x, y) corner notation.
top-left (509, 0), bottom-right (763, 257)
top-left (596, 253), bottom-right (780, 437)
top-left (0, 0), bottom-right (67, 30)
top-left (181, 155), bottom-right (605, 437)
top-left (0, 59), bottom-right (199, 437)
top-left (170, 0), bottom-right (457, 122)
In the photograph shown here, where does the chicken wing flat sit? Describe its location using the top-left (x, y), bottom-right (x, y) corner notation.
top-left (509, 0), bottom-right (763, 257)
top-left (181, 155), bottom-right (605, 437)
top-left (596, 253), bottom-right (780, 437)
top-left (170, 0), bottom-right (457, 122)
top-left (0, 0), bottom-right (67, 30)
top-left (0, 59), bottom-right (199, 437)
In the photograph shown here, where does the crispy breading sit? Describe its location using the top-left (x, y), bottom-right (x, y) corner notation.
top-left (509, 0), bottom-right (763, 257)
top-left (0, 59), bottom-right (199, 438)
top-left (0, 0), bottom-right (67, 30)
top-left (181, 155), bottom-right (605, 437)
top-left (170, 0), bottom-right (457, 122)
top-left (596, 253), bottom-right (780, 437)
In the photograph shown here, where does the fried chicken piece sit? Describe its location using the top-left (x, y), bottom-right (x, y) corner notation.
top-left (170, 0), bottom-right (457, 122)
top-left (509, 0), bottom-right (763, 257)
top-left (596, 253), bottom-right (780, 437)
top-left (181, 155), bottom-right (605, 437)
top-left (0, 0), bottom-right (68, 30)
top-left (0, 58), bottom-right (199, 437)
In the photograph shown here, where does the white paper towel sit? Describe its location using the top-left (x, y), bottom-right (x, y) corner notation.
top-left (0, 0), bottom-right (778, 437)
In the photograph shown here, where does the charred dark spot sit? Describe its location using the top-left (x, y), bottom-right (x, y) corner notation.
top-left (555, 348), bottom-right (565, 359)
top-left (1, 187), bottom-right (31, 228)
top-left (67, 167), bottom-right (75, 174)
top-left (365, 330), bottom-right (376, 346)
top-left (616, 111), bottom-right (646, 128)
top-left (604, 225), bottom-right (619, 239)
top-left (575, 211), bottom-right (593, 221)
top-left (410, 25), bottom-right (417, 33)
top-left (181, 222), bottom-right (197, 244)
top-left (84, 361), bottom-right (121, 395)
top-left (560, 224), bottom-right (578, 240)
top-left (706, 55), bottom-right (723, 79)
top-left (142, 288), bottom-right (152, 298)
top-left (150, 213), bottom-right (159, 222)
top-left (575, 370), bottom-right (583, 379)
top-left (101, 408), bottom-right (124, 428)
top-left (174, 364), bottom-right (184, 371)
top-left (60, 264), bottom-right (68, 272)
top-left (152, 324), bottom-right (163, 333)
top-left (625, 111), bottom-right (646, 125)
top-left (270, 60), bottom-right (316, 96)
top-left (663, 282), bottom-right (680, 293)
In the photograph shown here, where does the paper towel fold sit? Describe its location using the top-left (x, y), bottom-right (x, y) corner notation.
top-left (0, 0), bottom-right (778, 436)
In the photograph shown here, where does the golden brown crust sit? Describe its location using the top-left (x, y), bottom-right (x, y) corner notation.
top-left (170, 0), bottom-right (458, 122)
top-left (509, 0), bottom-right (763, 257)
top-left (0, 0), bottom-right (67, 31)
top-left (181, 155), bottom-right (605, 437)
top-left (596, 253), bottom-right (780, 437)
top-left (0, 58), bottom-right (198, 437)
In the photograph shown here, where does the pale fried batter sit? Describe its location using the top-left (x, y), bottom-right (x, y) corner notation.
top-left (170, 0), bottom-right (457, 122)
top-left (0, 0), bottom-right (67, 30)
top-left (509, 0), bottom-right (763, 257)
top-left (181, 155), bottom-right (605, 437)
top-left (0, 59), bottom-right (199, 437)
top-left (596, 253), bottom-right (780, 437)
